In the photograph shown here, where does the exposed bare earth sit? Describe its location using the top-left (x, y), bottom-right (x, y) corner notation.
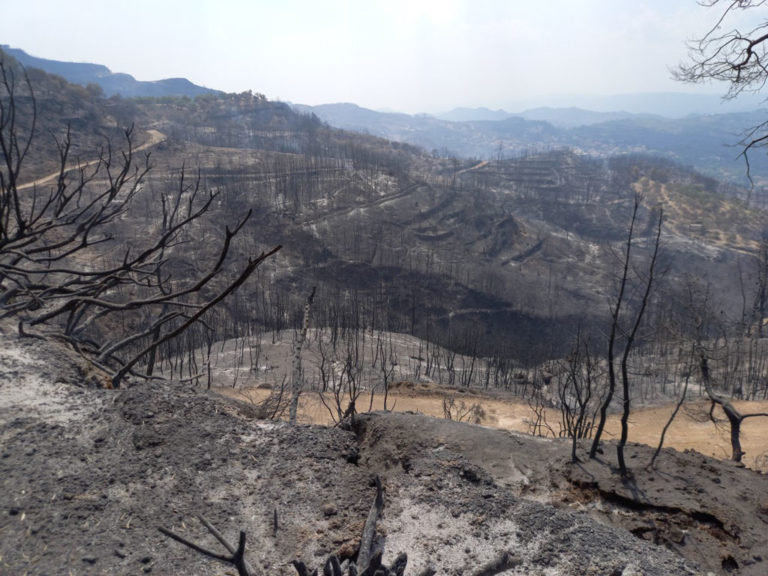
top-left (199, 331), bottom-right (768, 471)
top-left (218, 384), bottom-right (768, 472)
top-left (2, 327), bottom-right (768, 575)
top-left (15, 129), bottom-right (166, 192)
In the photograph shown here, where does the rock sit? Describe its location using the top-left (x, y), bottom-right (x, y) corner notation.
top-left (321, 503), bottom-right (338, 517)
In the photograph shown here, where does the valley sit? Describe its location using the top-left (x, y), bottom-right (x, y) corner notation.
top-left (2, 44), bottom-right (768, 575)
top-left (298, 102), bottom-right (768, 190)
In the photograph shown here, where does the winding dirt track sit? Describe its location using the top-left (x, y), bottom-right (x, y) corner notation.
top-left (16, 129), bottom-right (166, 191)
top-left (455, 159), bottom-right (488, 175)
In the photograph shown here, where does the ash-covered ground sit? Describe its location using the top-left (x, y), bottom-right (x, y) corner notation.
top-left (1, 326), bottom-right (767, 575)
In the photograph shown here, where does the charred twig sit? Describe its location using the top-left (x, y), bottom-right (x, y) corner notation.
top-left (357, 475), bottom-right (384, 573)
top-left (293, 476), bottom-right (408, 576)
top-left (159, 515), bottom-right (254, 576)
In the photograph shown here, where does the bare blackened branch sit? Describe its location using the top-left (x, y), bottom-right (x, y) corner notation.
top-left (112, 244), bottom-right (281, 387)
top-left (590, 195), bottom-right (641, 459)
top-left (198, 516), bottom-right (256, 576)
top-left (616, 205), bottom-right (663, 476)
top-left (159, 516), bottom-right (253, 576)
top-left (675, 1), bottom-right (768, 187)
top-left (30, 207), bottom-right (253, 331)
top-left (1, 56), bottom-right (280, 388)
top-left (357, 475), bottom-right (384, 574)
top-left (676, 1), bottom-right (768, 98)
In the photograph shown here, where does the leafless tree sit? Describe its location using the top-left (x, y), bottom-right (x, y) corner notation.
top-left (750, 237), bottom-right (768, 337)
top-left (672, 275), bottom-right (768, 463)
top-left (0, 58), bottom-right (280, 387)
top-left (556, 329), bottom-right (604, 462)
top-left (442, 393), bottom-right (485, 424)
top-left (615, 206), bottom-right (663, 476)
top-left (699, 348), bottom-right (768, 462)
top-left (374, 329), bottom-right (398, 410)
top-left (527, 385), bottom-right (556, 438)
top-left (589, 195), bottom-right (663, 478)
top-left (675, 0), bottom-right (768, 185)
top-left (317, 329), bottom-right (366, 425)
top-left (289, 287), bottom-right (316, 425)
top-left (237, 374), bottom-right (291, 421)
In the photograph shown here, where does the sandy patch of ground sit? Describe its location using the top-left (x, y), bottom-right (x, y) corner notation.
top-left (216, 385), bottom-right (768, 471)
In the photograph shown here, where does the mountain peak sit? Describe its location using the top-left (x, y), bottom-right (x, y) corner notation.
top-left (0, 45), bottom-right (219, 99)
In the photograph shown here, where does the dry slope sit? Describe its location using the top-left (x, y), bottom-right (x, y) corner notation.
top-left (1, 326), bottom-right (766, 575)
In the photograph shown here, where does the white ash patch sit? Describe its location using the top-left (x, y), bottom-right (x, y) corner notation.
top-left (0, 330), bottom-right (103, 428)
top-left (382, 498), bottom-right (525, 575)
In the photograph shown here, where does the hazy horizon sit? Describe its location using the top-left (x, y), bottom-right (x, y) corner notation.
top-left (2, 1), bottom-right (766, 115)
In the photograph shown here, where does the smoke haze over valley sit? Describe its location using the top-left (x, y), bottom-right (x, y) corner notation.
top-left (3, 0), bottom-right (766, 114)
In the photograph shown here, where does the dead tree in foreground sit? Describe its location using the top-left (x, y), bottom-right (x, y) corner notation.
top-left (589, 195), bottom-right (663, 478)
top-left (0, 58), bottom-right (281, 386)
top-left (699, 352), bottom-right (768, 463)
top-left (615, 205), bottom-right (663, 476)
top-left (556, 328), bottom-right (602, 463)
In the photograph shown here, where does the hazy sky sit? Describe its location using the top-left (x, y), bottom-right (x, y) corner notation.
top-left (1, 0), bottom-right (761, 113)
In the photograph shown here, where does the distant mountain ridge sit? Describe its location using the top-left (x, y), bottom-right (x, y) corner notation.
top-left (1, 45), bottom-right (220, 99)
top-left (299, 101), bottom-right (768, 186)
top-left (514, 107), bottom-right (646, 127)
top-left (5, 46), bottom-right (768, 185)
top-left (436, 106), bottom-right (643, 126)
top-left (437, 107), bottom-right (512, 122)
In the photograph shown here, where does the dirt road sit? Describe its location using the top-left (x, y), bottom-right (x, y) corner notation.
top-left (16, 129), bottom-right (166, 191)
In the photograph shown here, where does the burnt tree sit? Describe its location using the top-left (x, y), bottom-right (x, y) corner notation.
top-left (0, 58), bottom-right (280, 387)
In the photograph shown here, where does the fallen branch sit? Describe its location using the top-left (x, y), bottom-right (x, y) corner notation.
top-left (158, 515), bottom-right (254, 576)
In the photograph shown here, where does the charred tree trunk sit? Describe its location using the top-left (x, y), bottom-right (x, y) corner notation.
top-left (699, 352), bottom-right (768, 463)
top-left (289, 287), bottom-right (316, 425)
top-left (616, 207), bottom-right (662, 476)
